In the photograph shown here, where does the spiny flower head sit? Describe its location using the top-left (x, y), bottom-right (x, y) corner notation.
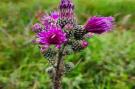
top-left (37, 26), bottom-right (67, 48)
top-left (58, 0), bottom-right (75, 29)
top-left (84, 16), bottom-right (114, 34)
top-left (32, 11), bottom-right (67, 50)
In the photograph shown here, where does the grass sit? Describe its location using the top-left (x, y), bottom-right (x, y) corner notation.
top-left (0, 0), bottom-right (135, 89)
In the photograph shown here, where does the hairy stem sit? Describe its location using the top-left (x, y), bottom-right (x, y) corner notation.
top-left (52, 46), bottom-right (65, 89)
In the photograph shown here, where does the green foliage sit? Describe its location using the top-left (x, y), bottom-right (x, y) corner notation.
top-left (0, 0), bottom-right (135, 89)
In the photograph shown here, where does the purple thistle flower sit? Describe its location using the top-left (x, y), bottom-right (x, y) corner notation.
top-left (37, 26), bottom-right (67, 48)
top-left (84, 16), bottom-right (114, 34)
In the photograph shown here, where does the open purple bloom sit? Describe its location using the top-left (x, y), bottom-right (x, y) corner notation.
top-left (84, 16), bottom-right (114, 34)
top-left (37, 26), bottom-right (67, 48)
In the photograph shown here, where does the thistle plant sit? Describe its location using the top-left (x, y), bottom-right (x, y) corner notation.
top-left (32, 0), bottom-right (114, 89)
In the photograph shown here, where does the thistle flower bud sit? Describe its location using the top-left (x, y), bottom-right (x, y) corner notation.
top-left (32, 23), bottom-right (42, 33)
top-left (71, 40), bottom-right (89, 51)
top-left (58, 0), bottom-right (75, 28)
top-left (64, 29), bottom-right (74, 38)
top-left (73, 25), bottom-right (86, 40)
top-left (64, 62), bottom-right (74, 73)
top-left (84, 16), bottom-right (114, 34)
top-left (81, 40), bottom-right (88, 48)
top-left (57, 19), bottom-right (68, 28)
top-left (46, 67), bottom-right (55, 78)
top-left (71, 41), bottom-right (81, 51)
top-left (71, 41), bottom-right (80, 51)
top-left (59, 0), bottom-right (74, 19)
top-left (57, 18), bottom-right (75, 28)
top-left (63, 45), bottom-right (73, 55)
top-left (43, 48), bottom-right (56, 59)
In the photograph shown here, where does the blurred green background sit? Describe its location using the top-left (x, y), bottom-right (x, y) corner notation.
top-left (0, 0), bottom-right (135, 89)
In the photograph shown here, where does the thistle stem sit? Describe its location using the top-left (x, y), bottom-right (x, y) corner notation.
top-left (52, 46), bottom-right (65, 89)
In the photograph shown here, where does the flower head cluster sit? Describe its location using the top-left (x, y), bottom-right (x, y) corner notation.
top-left (32, 0), bottom-right (114, 60)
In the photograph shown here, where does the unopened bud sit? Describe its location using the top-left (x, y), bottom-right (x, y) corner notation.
top-left (64, 62), bottom-right (74, 73)
top-left (74, 25), bottom-right (86, 40)
top-left (45, 67), bottom-right (55, 78)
